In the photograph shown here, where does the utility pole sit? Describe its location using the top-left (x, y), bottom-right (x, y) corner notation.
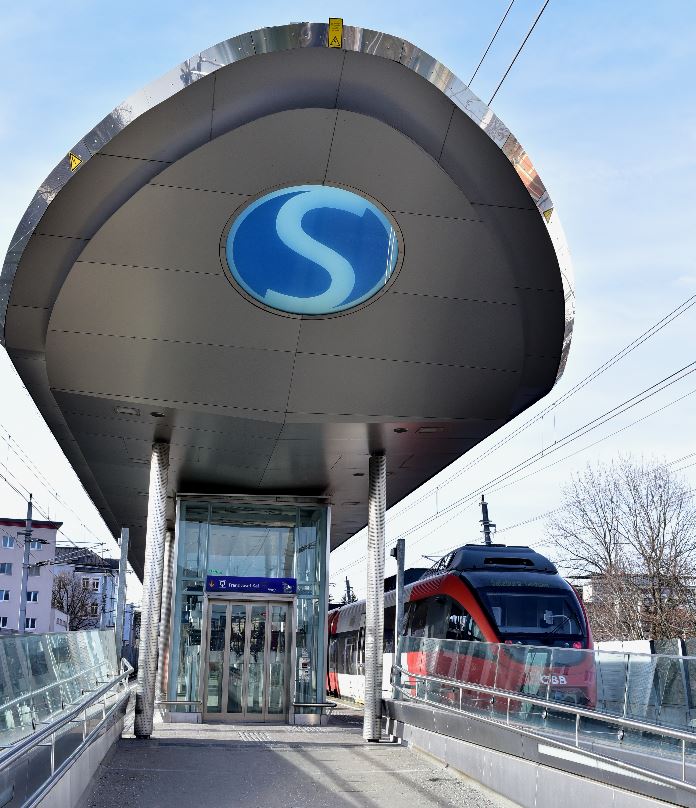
top-left (390, 538), bottom-right (405, 699)
top-left (17, 494), bottom-right (33, 633)
top-left (344, 576), bottom-right (353, 604)
top-left (480, 494), bottom-right (495, 546)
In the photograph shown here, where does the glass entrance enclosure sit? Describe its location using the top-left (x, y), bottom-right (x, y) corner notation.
top-left (167, 496), bottom-right (329, 722)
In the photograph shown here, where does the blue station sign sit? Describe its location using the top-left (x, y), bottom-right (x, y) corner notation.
top-left (205, 575), bottom-right (297, 595)
top-left (225, 184), bottom-right (399, 315)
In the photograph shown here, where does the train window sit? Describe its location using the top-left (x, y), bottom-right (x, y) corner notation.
top-left (409, 600), bottom-right (429, 637)
top-left (427, 596), bottom-right (449, 638)
top-left (404, 602), bottom-right (417, 635)
top-left (384, 605), bottom-right (396, 652)
top-left (446, 601), bottom-right (485, 642)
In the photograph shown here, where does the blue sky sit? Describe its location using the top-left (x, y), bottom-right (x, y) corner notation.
top-left (1, 1), bottom-right (695, 603)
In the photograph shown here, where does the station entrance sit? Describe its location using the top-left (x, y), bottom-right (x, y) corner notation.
top-left (202, 597), bottom-right (293, 722)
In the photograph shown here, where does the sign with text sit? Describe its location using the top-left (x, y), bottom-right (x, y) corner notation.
top-left (205, 575), bottom-right (297, 595)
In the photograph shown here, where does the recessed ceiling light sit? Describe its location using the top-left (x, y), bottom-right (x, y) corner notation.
top-left (417, 427), bottom-right (445, 434)
top-left (115, 406), bottom-right (140, 416)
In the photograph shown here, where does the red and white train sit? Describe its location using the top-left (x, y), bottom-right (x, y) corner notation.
top-left (328, 544), bottom-right (596, 707)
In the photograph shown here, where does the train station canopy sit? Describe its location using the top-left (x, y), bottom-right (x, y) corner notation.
top-left (0, 23), bottom-right (574, 577)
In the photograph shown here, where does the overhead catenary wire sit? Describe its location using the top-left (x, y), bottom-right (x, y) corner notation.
top-left (488, 0), bottom-right (553, 105)
top-left (331, 365), bottom-right (696, 577)
top-left (468, 0), bottom-right (516, 86)
top-left (0, 427), bottom-right (108, 548)
top-left (0, 466), bottom-right (102, 554)
top-left (401, 382), bottom-right (696, 559)
top-left (385, 293), bottom-right (696, 528)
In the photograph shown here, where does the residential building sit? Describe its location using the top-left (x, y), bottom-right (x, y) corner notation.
top-left (0, 517), bottom-right (62, 633)
top-left (54, 547), bottom-right (119, 629)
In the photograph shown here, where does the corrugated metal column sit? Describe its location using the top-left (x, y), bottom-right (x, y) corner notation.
top-left (157, 529), bottom-right (175, 698)
top-left (363, 451), bottom-right (386, 741)
top-left (134, 442), bottom-right (170, 738)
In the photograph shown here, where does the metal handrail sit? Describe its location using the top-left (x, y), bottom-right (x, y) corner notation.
top-left (393, 663), bottom-right (696, 784)
top-left (0, 659), bottom-right (111, 714)
top-left (0, 658), bottom-right (133, 772)
top-left (390, 672), bottom-right (696, 796)
top-left (154, 700), bottom-right (202, 706)
top-left (392, 664), bottom-right (696, 743)
top-left (21, 664), bottom-right (132, 808)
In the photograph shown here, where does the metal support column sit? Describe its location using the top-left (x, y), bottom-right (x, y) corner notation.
top-left (363, 451), bottom-right (386, 741)
top-left (157, 530), bottom-right (175, 698)
top-left (391, 537), bottom-right (405, 699)
top-left (114, 528), bottom-right (129, 657)
top-left (134, 443), bottom-right (170, 738)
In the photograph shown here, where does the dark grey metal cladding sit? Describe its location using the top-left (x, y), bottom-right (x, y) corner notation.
top-left (1, 26), bottom-right (573, 574)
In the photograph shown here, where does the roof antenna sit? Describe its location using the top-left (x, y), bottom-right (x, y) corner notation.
top-left (480, 494), bottom-right (495, 546)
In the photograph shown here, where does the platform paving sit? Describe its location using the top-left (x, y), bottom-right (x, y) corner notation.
top-left (82, 703), bottom-right (515, 808)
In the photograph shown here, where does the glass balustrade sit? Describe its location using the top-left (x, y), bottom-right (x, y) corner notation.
top-left (0, 630), bottom-right (118, 747)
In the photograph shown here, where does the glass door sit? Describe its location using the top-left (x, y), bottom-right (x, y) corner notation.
top-left (204, 600), bottom-right (291, 722)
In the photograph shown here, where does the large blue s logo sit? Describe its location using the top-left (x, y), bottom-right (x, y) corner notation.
top-left (225, 185), bottom-right (399, 315)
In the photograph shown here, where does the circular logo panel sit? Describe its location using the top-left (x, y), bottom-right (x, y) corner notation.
top-left (225, 185), bottom-right (399, 315)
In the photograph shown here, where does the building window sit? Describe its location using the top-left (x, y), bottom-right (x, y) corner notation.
top-left (25, 618), bottom-right (36, 630)
top-left (0, 590), bottom-right (9, 601)
top-left (2, 535), bottom-right (15, 548)
top-left (28, 565), bottom-right (40, 577)
top-left (0, 617), bottom-right (7, 628)
top-left (91, 579), bottom-right (99, 591)
top-left (27, 591), bottom-right (38, 603)
top-left (0, 563), bottom-right (12, 575)
top-left (29, 540), bottom-right (42, 551)
top-left (82, 578), bottom-right (90, 590)
top-left (90, 603), bottom-right (99, 617)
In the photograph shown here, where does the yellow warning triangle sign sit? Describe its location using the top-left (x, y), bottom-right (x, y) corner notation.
top-left (68, 152), bottom-right (82, 172)
top-left (328, 17), bottom-right (343, 48)
top-left (542, 207), bottom-right (553, 223)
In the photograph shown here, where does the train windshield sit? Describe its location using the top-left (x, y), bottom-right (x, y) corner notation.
top-left (479, 587), bottom-right (585, 643)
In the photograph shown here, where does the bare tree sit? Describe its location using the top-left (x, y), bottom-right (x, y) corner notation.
top-left (548, 456), bottom-right (696, 641)
top-left (51, 572), bottom-right (95, 631)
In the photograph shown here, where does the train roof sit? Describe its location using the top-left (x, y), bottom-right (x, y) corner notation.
top-left (448, 544), bottom-right (557, 574)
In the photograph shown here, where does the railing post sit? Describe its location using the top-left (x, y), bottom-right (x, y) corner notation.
top-left (622, 653), bottom-right (630, 720)
top-left (575, 712), bottom-right (580, 747)
top-left (683, 738), bottom-right (687, 782)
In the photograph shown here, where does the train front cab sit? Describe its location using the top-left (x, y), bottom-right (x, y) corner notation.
top-left (402, 546), bottom-right (596, 709)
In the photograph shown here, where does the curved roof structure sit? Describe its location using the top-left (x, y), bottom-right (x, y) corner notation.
top-left (0, 23), bottom-right (574, 577)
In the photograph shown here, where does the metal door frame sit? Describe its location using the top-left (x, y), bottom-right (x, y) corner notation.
top-left (201, 594), bottom-right (295, 723)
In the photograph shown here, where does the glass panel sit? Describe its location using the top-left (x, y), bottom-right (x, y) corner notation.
top-left (205, 604), bottom-right (226, 714)
top-left (247, 605), bottom-right (266, 714)
top-left (208, 505), bottom-right (295, 579)
top-left (226, 605), bottom-right (246, 714)
top-left (0, 630), bottom-right (117, 746)
top-left (295, 597), bottom-right (319, 706)
top-left (268, 604), bottom-right (287, 715)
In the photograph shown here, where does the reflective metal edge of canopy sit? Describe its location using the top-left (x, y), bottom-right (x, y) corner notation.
top-left (0, 21), bottom-right (575, 379)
